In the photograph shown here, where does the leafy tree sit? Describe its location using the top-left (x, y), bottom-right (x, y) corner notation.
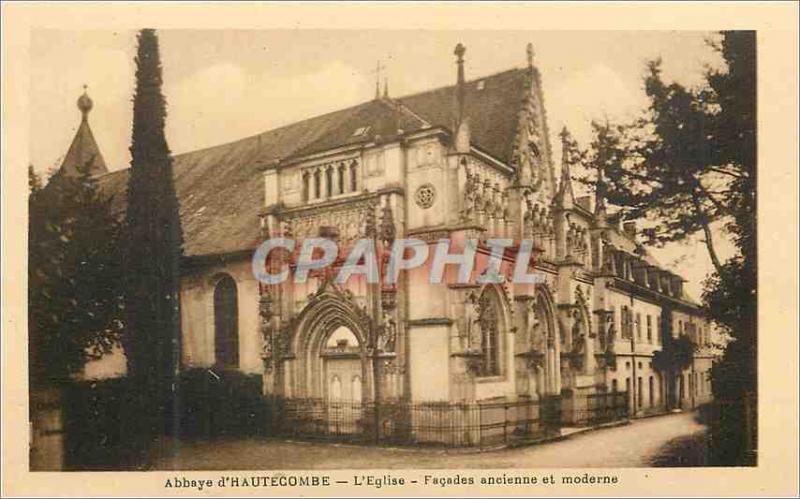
top-left (701, 31), bottom-right (757, 465)
top-left (28, 162), bottom-right (124, 387)
top-left (580, 31), bottom-right (757, 464)
top-left (653, 334), bottom-right (695, 372)
top-left (581, 60), bottom-right (733, 272)
top-left (122, 28), bottom-right (184, 447)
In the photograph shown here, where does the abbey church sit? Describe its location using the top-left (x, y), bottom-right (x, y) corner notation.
top-left (58, 42), bottom-right (714, 444)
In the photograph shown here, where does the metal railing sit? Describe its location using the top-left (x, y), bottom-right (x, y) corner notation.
top-left (271, 395), bottom-right (607, 448)
top-left (576, 391), bottom-right (629, 426)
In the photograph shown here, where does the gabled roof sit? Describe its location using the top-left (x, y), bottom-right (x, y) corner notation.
top-left (398, 68), bottom-right (528, 164)
top-left (95, 67), bottom-right (532, 258)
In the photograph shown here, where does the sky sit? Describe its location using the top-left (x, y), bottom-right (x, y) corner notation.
top-left (30, 29), bottom-right (733, 299)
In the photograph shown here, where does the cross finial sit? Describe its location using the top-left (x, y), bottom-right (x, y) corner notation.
top-left (526, 43), bottom-right (534, 69)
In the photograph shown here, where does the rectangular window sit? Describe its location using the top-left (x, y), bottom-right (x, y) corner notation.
top-left (638, 376), bottom-right (643, 408)
top-left (625, 378), bottom-right (631, 409)
top-left (655, 316), bottom-right (661, 345)
top-left (636, 313), bottom-right (642, 340)
top-left (646, 315), bottom-right (652, 343)
top-left (621, 306), bottom-right (631, 339)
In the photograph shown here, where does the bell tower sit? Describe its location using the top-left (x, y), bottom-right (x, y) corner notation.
top-left (59, 85), bottom-right (108, 177)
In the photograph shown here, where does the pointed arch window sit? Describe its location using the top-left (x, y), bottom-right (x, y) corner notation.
top-left (477, 290), bottom-right (502, 376)
top-left (214, 275), bottom-right (239, 368)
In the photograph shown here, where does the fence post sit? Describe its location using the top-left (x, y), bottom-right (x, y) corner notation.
top-left (504, 403), bottom-right (508, 444)
top-left (478, 403), bottom-right (483, 450)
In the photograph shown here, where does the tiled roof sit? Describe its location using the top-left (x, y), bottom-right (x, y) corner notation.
top-left (398, 68), bottom-right (528, 163)
top-left (96, 68), bottom-right (531, 257)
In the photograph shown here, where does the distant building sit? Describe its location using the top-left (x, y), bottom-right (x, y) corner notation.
top-left (56, 43), bottom-right (714, 440)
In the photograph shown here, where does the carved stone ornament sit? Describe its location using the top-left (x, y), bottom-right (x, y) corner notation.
top-left (414, 183), bottom-right (437, 209)
top-left (259, 294), bottom-right (275, 371)
top-left (517, 349), bottom-right (545, 370)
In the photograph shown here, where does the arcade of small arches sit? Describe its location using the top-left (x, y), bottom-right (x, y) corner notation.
top-left (301, 159), bottom-right (360, 203)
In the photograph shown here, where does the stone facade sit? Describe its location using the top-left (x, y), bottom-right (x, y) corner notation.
top-left (69, 43), bottom-right (715, 425)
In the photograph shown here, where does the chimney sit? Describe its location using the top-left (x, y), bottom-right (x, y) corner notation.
top-left (623, 221), bottom-right (637, 238)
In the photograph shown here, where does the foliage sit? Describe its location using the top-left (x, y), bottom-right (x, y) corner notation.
top-left (699, 33), bottom-right (757, 465)
top-left (28, 162), bottom-right (124, 387)
top-left (121, 28), bottom-right (184, 454)
top-left (62, 378), bottom-right (132, 470)
top-left (579, 31), bottom-right (757, 465)
top-left (652, 334), bottom-right (696, 373)
top-left (166, 368), bottom-right (271, 439)
top-left (578, 35), bottom-right (753, 274)
top-left (62, 372), bottom-right (270, 469)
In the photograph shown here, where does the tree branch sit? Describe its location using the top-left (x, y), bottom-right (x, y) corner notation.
top-left (691, 194), bottom-right (724, 274)
top-left (695, 181), bottom-right (729, 214)
top-left (707, 166), bottom-right (745, 179)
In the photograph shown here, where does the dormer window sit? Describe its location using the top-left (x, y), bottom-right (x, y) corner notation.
top-left (352, 126), bottom-right (371, 137)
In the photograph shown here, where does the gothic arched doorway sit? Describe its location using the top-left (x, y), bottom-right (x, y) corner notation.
top-left (289, 290), bottom-right (370, 401)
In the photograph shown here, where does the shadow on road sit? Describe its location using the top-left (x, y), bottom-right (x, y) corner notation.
top-left (648, 430), bottom-right (711, 467)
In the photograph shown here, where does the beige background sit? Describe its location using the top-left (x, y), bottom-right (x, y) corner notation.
top-left (2, 2), bottom-right (798, 497)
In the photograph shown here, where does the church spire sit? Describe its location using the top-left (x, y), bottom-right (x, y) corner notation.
top-left (555, 127), bottom-right (576, 209)
top-left (59, 85), bottom-right (108, 177)
top-left (454, 43), bottom-right (466, 126)
top-left (373, 61), bottom-right (384, 100)
top-left (594, 152), bottom-right (608, 225)
top-left (452, 43), bottom-right (470, 153)
top-left (526, 42), bottom-right (535, 71)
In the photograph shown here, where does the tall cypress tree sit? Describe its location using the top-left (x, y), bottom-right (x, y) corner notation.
top-left (122, 29), bottom-right (183, 443)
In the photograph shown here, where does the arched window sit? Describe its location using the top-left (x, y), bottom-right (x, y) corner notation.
top-left (314, 169), bottom-right (321, 199)
top-left (325, 166), bottom-right (333, 197)
top-left (214, 275), bottom-right (239, 368)
top-left (477, 289), bottom-right (502, 376)
top-left (330, 375), bottom-right (342, 400)
top-left (337, 164), bottom-right (345, 194)
top-left (302, 171), bottom-right (310, 202)
top-left (349, 161), bottom-right (358, 192)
